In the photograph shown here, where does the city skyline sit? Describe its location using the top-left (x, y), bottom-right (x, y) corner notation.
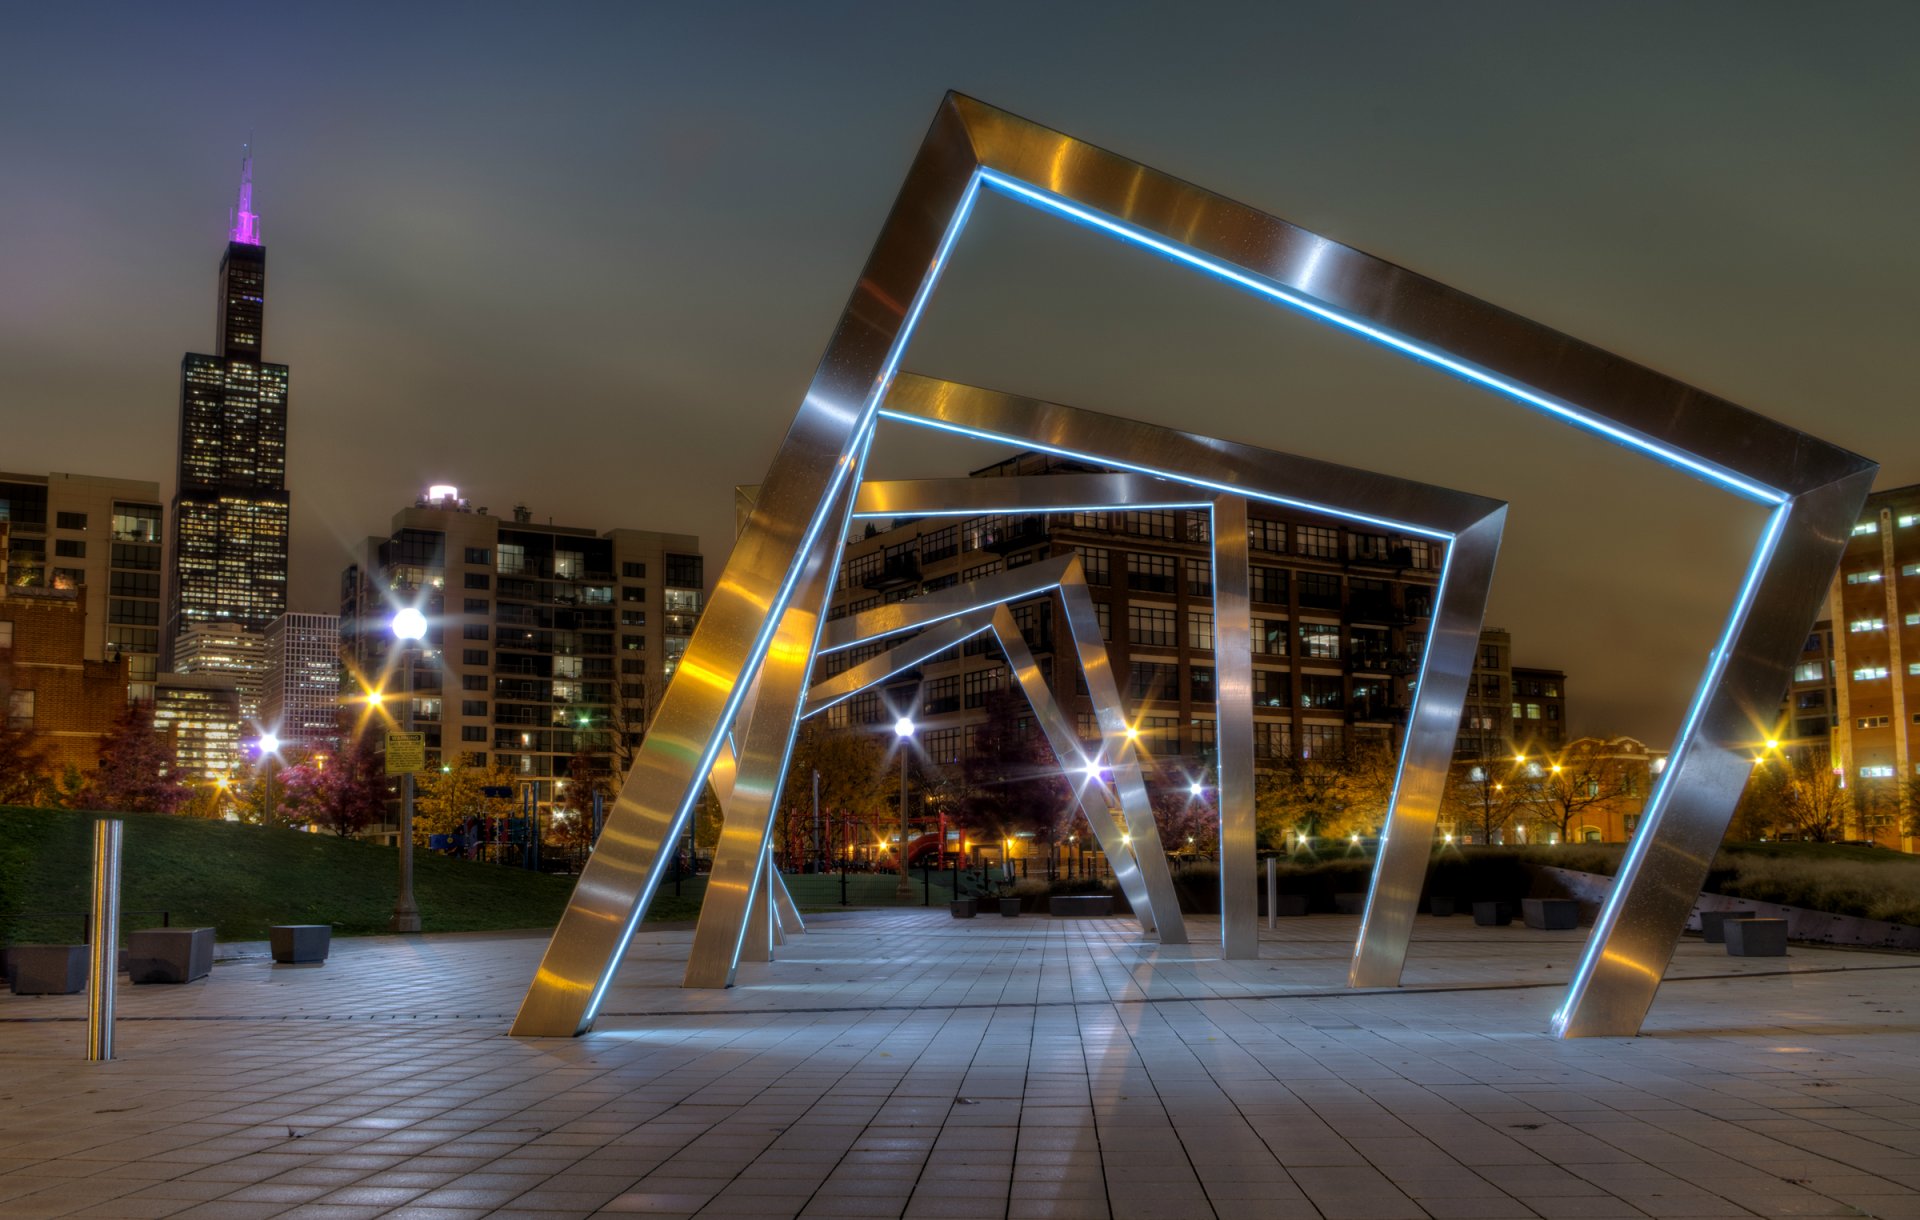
top-left (4, 4), bottom-right (1915, 742)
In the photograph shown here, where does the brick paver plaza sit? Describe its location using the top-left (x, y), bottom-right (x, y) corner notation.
top-left (2, 911), bottom-right (1916, 1219)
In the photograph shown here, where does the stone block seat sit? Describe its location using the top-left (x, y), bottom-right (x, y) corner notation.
top-left (1049, 895), bottom-right (1113, 918)
top-left (1473, 901), bottom-right (1514, 927)
top-left (126, 927), bottom-right (214, 985)
top-left (949, 899), bottom-right (977, 919)
top-left (7, 945), bottom-right (87, 995)
top-left (270, 925), bottom-right (331, 965)
top-left (1522, 898), bottom-right (1581, 930)
top-left (1725, 918), bottom-right (1788, 957)
top-left (999, 897), bottom-right (1021, 917)
top-left (1699, 909), bottom-right (1758, 944)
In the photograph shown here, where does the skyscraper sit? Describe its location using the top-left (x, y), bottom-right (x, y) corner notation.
top-left (165, 147), bottom-right (290, 663)
top-left (264, 611), bottom-right (342, 749)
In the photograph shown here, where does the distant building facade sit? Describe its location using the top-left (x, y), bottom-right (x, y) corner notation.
top-left (818, 451), bottom-right (1447, 784)
top-left (340, 489), bottom-right (703, 809)
top-left (153, 671), bottom-right (242, 784)
top-left (1778, 482), bottom-right (1920, 850)
top-left (0, 472), bottom-right (165, 701)
top-left (0, 583), bottom-right (131, 777)
top-left (1456, 628), bottom-right (1569, 761)
top-left (166, 149), bottom-right (290, 660)
top-left (170, 622), bottom-right (267, 736)
top-left (264, 612), bottom-right (342, 749)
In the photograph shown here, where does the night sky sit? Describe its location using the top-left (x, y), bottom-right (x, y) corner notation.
top-left (4, 3), bottom-right (1916, 743)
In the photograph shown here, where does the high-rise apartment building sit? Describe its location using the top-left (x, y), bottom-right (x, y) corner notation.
top-left (170, 622), bottom-right (267, 729)
top-left (817, 451), bottom-right (1446, 783)
top-left (153, 671), bottom-right (242, 784)
top-left (1457, 627), bottom-right (1569, 759)
top-left (1777, 482), bottom-right (1920, 850)
top-left (340, 488), bottom-right (703, 808)
top-left (165, 149), bottom-right (290, 659)
top-left (0, 472), bottom-right (165, 701)
top-left (264, 612), bottom-right (342, 749)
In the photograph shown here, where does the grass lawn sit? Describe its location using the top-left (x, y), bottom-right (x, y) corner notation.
top-left (0, 806), bottom-right (691, 943)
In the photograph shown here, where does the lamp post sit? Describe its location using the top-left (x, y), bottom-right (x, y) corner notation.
top-left (894, 717), bottom-right (914, 898)
top-left (390, 607), bottom-right (427, 933)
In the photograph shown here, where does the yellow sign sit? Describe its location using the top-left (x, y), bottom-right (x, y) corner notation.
top-left (385, 732), bottom-right (427, 776)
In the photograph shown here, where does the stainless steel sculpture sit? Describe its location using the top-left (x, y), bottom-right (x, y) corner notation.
top-left (514, 92), bottom-right (1872, 1039)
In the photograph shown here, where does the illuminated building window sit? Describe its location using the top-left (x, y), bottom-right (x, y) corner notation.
top-left (1854, 522), bottom-right (1879, 536)
top-left (1850, 618), bottom-right (1885, 632)
top-left (1860, 765), bottom-right (1894, 778)
top-left (1846, 570), bottom-right (1883, 584)
top-left (1859, 715), bottom-right (1890, 728)
top-left (1854, 666), bottom-right (1889, 680)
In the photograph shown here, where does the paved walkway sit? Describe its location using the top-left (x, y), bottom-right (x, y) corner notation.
top-left (2, 912), bottom-right (1916, 1219)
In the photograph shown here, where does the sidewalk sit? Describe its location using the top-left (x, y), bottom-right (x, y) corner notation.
top-left (2, 912), bottom-right (1916, 1219)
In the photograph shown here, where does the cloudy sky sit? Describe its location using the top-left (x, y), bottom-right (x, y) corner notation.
top-left (3, 2), bottom-right (1915, 742)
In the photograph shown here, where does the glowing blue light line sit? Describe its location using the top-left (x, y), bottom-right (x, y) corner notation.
top-left (819, 574), bottom-right (1070, 654)
top-left (580, 172), bottom-right (985, 1026)
top-left (801, 623), bottom-right (996, 720)
top-left (1550, 500), bottom-right (1791, 1034)
top-left (850, 501), bottom-right (1214, 519)
top-left (879, 409), bottom-right (1456, 541)
top-left (974, 170), bottom-right (1785, 508)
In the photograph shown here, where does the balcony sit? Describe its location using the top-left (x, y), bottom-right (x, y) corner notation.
top-left (982, 516), bottom-right (1048, 554)
top-left (864, 554), bottom-right (922, 591)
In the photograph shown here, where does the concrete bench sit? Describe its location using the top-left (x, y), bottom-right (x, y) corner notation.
top-left (1522, 898), bottom-right (1581, 930)
top-left (1472, 901), bottom-right (1514, 927)
top-left (7, 945), bottom-right (87, 995)
top-left (1334, 893), bottom-right (1367, 915)
top-left (1699, 910), bottom-right (1757, 944)
top-left (998, 898), bottom-right (1021, 917)
top-left (1428, 896), bottom-right (1457, 917)
top-left (126, 927), bottom-right (214, 984)
top-left (1724, 918), bottom-right (1788, 957)
top-left (270, 925), bottom-right (331, 965)
top-left (949, 899), bottom-right (977, 919)
top-left (1049, 895), bottom-right (1114, 918)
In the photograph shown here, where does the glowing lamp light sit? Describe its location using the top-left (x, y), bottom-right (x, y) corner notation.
top-left (1189, 782), bottom-right (1204, 797)
top-left (1124, 725), bottom-right (1140, 741)
top-left (256, 733), bottom-right (280, 754)
top-left (895, 716), bottom-right (915, 739)
top-left (1443, 832), bottom-right (1453, 843)
top-left (1766, 739), bottom-right (1780, 751)
top-left (391, 607), bottom-right (428, 641)
top-left (427, 484), bottom-right (459, 501)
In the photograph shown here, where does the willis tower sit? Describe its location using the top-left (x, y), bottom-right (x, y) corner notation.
top-left (165, 147), bottom-right (290, 661)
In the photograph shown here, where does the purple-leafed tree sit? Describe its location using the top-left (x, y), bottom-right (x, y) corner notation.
top-left (78, 701), bottom-right (191, 814)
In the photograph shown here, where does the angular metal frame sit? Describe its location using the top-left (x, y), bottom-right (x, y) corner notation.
top-left (513, 92), bottom-right (1873, 1039)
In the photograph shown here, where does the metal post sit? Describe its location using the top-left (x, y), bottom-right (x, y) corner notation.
top-left (811, 769), bottom-right (821, 873)
top-left (391, 645), bottom-right (421, 933)
top-left (592, 789), bottom-right (603, 844)
top-left (922, 859), bottom-right (930, 906)
top-left (87, 819), bottom-right (122, 1062)
top-left (523, 784), bottom-right (536, 871)
top-left (1266, 856), bottom-right (1277, 931)
top-left (896, 747), bottom-right (912, 897)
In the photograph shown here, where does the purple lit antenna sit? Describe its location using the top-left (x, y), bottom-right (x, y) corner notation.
top-left (229, 144), bottom-right (261, 246)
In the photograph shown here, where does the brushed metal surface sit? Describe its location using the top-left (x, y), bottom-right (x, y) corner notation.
top-left (86, 818), bottom-right (121, 1062)
top-left (517, 91), bottom-right (1872, 1039)
top-left (1211, 495), bottom-right (1257, 959)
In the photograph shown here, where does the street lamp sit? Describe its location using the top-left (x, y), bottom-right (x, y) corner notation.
top-left (390, 606), bottom-right (428, 933)
top-left (894, 717), bottom-right (914, 897)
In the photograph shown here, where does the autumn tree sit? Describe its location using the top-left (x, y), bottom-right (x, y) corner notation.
top-left (1151, 787), bottom-right (1216, 854)
top-left (1747, 745), bottom-right (1854, 842)
top-left (777, 720), bottom-right (892, 867)
top-left (554, 746), bottom-right (615, 852)
top-left (1255, 736), bottom-right (1397, 849)
top-left (1520, 738), bottom-right (1630, 844)
top-left (76, 701), bottom-right (190, 814)
top-left (414, 761), bottom-right (522, 845)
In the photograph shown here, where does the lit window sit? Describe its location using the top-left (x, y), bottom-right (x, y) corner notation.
top-left (1901, 514), bottom-right (1920, 528)
top-left (1793, 661), bottom-right (1826, 682)
top-left (1858, 715), bottom-right (1890, 728)
top-left (1845, 571), bottom-right (1883, 584)
top-left (1906, 563), bottom-right (1920, 577)
top-left (1859, 765), bottom-right (1894, 778)
top-left (1853, 666), bottom-right (1889, 680)
top-left (1850, 619), bottom-right (1885, 633)
top-left (1853, 522), bottom-right (1879, 536)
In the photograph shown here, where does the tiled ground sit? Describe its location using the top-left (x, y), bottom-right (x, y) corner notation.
top-left (2, 912), bottom-right (1916, 1220)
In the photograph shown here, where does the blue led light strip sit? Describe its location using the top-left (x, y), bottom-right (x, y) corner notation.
top-left (579, 174), bottom-right (985, 1025)
top-left (1551, 500), bottom-right (1791, 1032)
top-left (974, 170), bottom-right (1786, 508)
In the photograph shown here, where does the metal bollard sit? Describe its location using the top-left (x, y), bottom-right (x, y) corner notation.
top-left (88, 819), bottom-right (123, 1062)
top-left (1266, 857), bottom-right (1276, 931)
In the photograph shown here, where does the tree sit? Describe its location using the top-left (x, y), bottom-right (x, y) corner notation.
top-left (1152, 787), bottom-right (1215, 854)
top-left (1521, 739), bottom-right (1629, 844)
top-left (76, 701), bottom-right (190, 814)
top-left (554, 746), bottom-right (614, 853)
top-left (313, 733), bottom-right (388, 837)
top-left (1442, 747), bottom-right (1526, 846)
top-left (1255, 736), bottom-right (1397, 849)
top-left (232, 751), bottom-right (324, 828)
top-left (1747, 745), bottom-right (1853, 842)
top-left (413, 762), bottom-right (522, 845)
top-left (960, 687), bottom-right (1073, 847)
top-left (777, 720), bottom-right (893, 867)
